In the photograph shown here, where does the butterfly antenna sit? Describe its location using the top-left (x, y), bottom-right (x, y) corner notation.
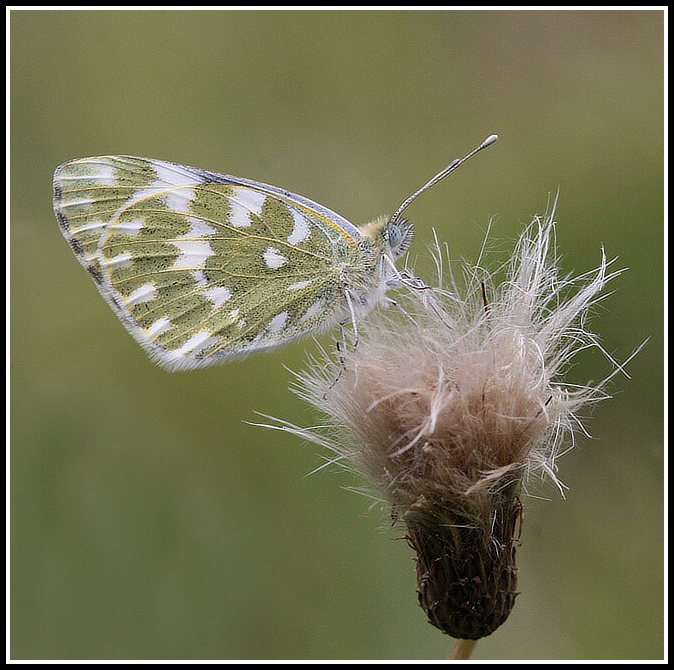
top-left (389, 134), bottom-right (498, 226)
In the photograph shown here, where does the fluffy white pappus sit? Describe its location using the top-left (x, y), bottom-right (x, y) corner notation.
top-left (283, 208), bottom-right (625, 528)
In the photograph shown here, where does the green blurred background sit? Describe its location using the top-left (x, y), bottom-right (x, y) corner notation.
top-left (11, 10), bottom-right (663, 661)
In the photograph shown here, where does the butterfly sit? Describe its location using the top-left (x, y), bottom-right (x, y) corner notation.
top-left (53, 136), bottom-right (497, 371)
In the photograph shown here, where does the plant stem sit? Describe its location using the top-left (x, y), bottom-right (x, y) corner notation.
top-left (449, 638), bottom-right (477, 660)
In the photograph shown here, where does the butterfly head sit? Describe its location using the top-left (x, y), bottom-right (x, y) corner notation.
top-left (359, 215), bottom-right (413, 260)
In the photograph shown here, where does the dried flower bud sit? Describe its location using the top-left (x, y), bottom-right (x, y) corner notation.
top-left (269, 210), bottom-right (623, 640)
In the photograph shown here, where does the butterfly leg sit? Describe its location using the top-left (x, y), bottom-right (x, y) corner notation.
top-left (382, 255), bottom-right (430, 291)
top-left (323, 331), bottom-right (348, 398)
top-left (338, 321), bottom-right (349, 362)
top-left (322, 290), bottom-right (360, 397)
top-left (343, 288), bottom-right (360, 351)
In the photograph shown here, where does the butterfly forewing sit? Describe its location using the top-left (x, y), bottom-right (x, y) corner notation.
top-left (54, 156), bottom-right (366, 370)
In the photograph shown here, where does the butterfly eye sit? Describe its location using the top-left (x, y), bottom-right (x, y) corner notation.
top-left (386, 218), bottom-right (413, 258)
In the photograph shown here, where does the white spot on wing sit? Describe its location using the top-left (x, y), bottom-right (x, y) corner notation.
top-left (65, 198), bottom-right (93, 208)
top-left (234, 188), bottom-right (267, 211)
top-left (173, 331), bottom-right (216, 356)
top-left (93, 164), bottom-right (116, 185)
top-left (153, 162), bottom-right (200, 188)
top-left (126, 283), bottom-right (157, 305)
top-left (104, 252), bottom-right (133, 270)
top-left (186, 217), bottom-right (218, 237)
top-left (268, 311), bottom-right (289, 333)
top-left (229, 188), bottom-right (266, 228)
top-left (203, 286), bottom-right (232, 307)
top-left (146, 317), bottom-right (172, 337)
top-left (165, 188), bottom-right (194, 214)
top-left (170, 239), bottom-right (213, 270)
top-left (76, 220), bottom-right (107, 234)
top-left (287, 279), bottom-right (314, 291)
top-left (193, 270), bottom-right (208, 286)
top-left (301, 299), bottom-right (325, 322)
top-left (263, 247), bottom-right (287, 269)
top-left (228, 201), bottom-right (252, 228)
top-left (287, 209), bottom-right (311, 245)
top-left (113, 218), bottom-right (144, 235)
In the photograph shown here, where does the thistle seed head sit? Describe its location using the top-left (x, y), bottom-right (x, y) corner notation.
top-left (283, 210), bottom-right (622, 639)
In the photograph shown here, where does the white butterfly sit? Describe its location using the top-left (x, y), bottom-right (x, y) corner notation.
top-left (53, 136), bottom-right (497, 370)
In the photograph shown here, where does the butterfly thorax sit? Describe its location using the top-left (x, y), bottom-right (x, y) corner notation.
top-left (332, 215), bottom-right (403, 317)
top-left (335, 234), bottom-right (385, 313)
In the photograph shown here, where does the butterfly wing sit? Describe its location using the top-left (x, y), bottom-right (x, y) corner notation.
top-left (53, 156), bottom-right (366, 370)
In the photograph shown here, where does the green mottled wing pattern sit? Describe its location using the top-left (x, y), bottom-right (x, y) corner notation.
top-left (53, 156), bottom-right (378, 370)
